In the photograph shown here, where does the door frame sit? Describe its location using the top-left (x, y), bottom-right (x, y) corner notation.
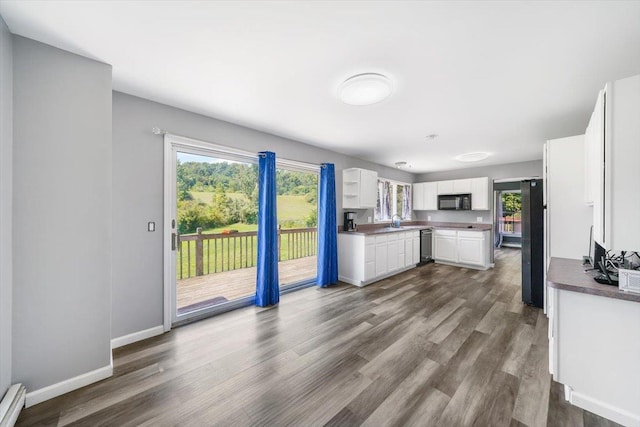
top-left (162, 134), bottom-right (259, 331)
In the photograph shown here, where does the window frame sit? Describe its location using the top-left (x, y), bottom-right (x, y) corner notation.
top-left (374, 178), bottom-right (413, 223)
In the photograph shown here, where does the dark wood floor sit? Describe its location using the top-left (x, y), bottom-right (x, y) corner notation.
top-left (18, 249), bottom-right (620, 426)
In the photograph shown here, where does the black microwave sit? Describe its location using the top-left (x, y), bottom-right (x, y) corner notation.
top-left (438, 194), bottom-right (472, 210)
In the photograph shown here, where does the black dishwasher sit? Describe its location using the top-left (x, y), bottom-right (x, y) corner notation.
top-left (420, 228), bottom-right (433, 263)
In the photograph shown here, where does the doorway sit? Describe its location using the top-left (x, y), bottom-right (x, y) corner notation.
top-left (275, 165), bottom-right (319, 290)
top-left (496, 190), bottom-right (522, 248)
top-left (164, 136), bottom-right (261, 327)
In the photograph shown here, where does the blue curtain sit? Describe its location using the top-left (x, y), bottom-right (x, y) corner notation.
top-left (317, 163), bottom-right (338, 287)
top-left (255, 151), bottom-right (280, 306)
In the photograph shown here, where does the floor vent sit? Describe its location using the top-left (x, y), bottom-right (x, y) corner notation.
top-left (0, 384), bottom-right (26, 427)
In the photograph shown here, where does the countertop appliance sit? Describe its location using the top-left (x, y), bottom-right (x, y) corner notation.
top-left (420, 228), bottom-right (433, 263)
top-left (344, 211), bottom-right (357, 232)
top-left (438, 194), bottom-right (472, 210)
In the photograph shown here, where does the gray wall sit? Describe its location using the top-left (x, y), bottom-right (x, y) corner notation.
top-left (12, 37), bottom-right (112, 391)
top-left (0, 15), bottom-right (13, 398)
top-left (112, 92), bottom-right (414, 338)
top-left (414, 160), bottom-right (543, 224)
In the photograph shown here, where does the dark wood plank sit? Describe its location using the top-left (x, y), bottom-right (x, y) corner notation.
top-left (15, 248), bottom-right (621, 427)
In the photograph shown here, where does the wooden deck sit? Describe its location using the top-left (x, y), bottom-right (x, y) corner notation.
top-left (177, 255), bottom-right (317, 311)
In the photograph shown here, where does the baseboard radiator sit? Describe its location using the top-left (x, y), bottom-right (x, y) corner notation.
top-left (0, 384), bottom-right (26, 427)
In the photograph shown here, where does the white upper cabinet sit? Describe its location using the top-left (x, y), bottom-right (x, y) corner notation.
top-left (437, 180), bottom-right (454, 195)
top-left (413, 182), bottom-right (425, 210)
top-left (424, 182), bottom-right (438, 210)
top-left (471, 177), bottom-right (490, 210)
top-left (589, 75), bottom-right (640, 251)
top-left (343, 168), bottom-right (378, 209)
top-left (583, 95), bottom-right (601, 207)
top-left (414, 178), bottom-right (488, 210)
top-left (453, 179), bottom-right (472, 194)
top-left (412, 182), bottom-right (438, 211)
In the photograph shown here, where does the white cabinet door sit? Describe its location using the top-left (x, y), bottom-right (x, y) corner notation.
top-left (387, 241), bottom-right (399, 272)
top-left (434, 235), bottom-right (457, 262)
top-left (397, 234), bottom-right (405, 268)
top-left (424, 182), bottom-right (438, 210)
top-left (457, 236), bottom-right (484, 266)
top-left (364, 243), bottom-right (375, 281)
top-left (413, 237), bottom-right (420, 264)
top-left (405, 237), bottom-right (413, 267)
top-left (471, 177), bottom-right (490, 210)
top-left (375, 244), bottom-right (388, 276)
top-left (453, 179), bottom-right (472, 194)
top-left (413, 183), bottom-right (425, 210)
top-left (437, 180), bottom-right (454, 195)
top-left (360, 169), bottom-right (378, 208)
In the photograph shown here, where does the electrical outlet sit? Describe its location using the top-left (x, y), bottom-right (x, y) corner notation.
top-left (427, 215), bottom-right (431, 221)
top-left (367, 216), bottom-right (372, 223)
top-left (148, 221), bottom-right (156, 232)
top-left (476, 217), bottom-right (483, 223)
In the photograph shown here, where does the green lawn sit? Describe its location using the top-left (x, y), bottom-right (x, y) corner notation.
top-left (276, 195), bottom-right (315, 221)
top-left (189, 191), bottom-right (315, 224)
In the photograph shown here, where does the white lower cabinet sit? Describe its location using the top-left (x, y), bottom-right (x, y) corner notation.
top-left (375, 240), bottom-right (388, 277)
top-left (364, 242), bottom-right (375, 281)
top-left (405, 237), bottom-right (413, 266)
top-left (434, 230), bottom-right (458, 263)
top-left (338, 230), bottom-right (421, 286)
top-left (457, 232), bottom-right (485, 265)
top-left (548, 286), bottom-right (640, 426)
top-left (434, 229), bottom-right (490, 270)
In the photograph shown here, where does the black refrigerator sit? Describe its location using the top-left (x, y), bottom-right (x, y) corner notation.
top-left (521, 179), bottom-right (544, 308)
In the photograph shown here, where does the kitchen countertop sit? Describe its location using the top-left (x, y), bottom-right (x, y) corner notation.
top-left (338, 221), bottom-right (492, 236)
top-left (547, 257), bottom-right (640, 303)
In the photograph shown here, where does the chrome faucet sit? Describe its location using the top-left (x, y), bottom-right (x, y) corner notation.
top-left (391, 214), bottom-right (402, 228)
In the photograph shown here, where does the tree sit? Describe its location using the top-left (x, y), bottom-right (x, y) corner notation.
top-left (502, 192), bottom-right (522, 216)
top-left (305, 208), bottom-right (317, 227)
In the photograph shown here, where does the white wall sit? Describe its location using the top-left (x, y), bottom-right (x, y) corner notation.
top-left (12, 36), bottom-right (112, 391)
top-left (112, 92), bottom-right (414, 339)
top-left (0, 14), bottom-right (13, 398)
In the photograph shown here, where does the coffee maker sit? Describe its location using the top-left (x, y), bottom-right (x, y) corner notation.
top-left (344, 212), bottom-right (357, 232)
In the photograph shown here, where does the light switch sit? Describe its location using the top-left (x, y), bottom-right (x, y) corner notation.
top-left (148, 222), bottom-right (156, 232)
top-left (427, 215), bottom-right (431, 221)
top-left (367, 216), bottom-right (372, 223)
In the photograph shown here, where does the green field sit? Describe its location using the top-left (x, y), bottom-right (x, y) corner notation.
top-left (190, 191), bottom-right (246, 205)
top-left (189, 191), bottom-right (315, 223)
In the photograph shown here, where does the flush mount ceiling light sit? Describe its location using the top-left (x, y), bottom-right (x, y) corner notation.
top-left (339, 73), bottom-right (393, 106)
top-left (454, 152), bottom-right (490, 162)
top-left (394, 161), bottom-right (410, 169)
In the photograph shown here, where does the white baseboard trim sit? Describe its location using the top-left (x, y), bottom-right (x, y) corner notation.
top-left (25, 363), bottom-right (112, 408)
top-left (565, 385), bottom-right (640, 427)
top-left (110, 325), bottom-right (164, 350)
top-left (0, 384), bottom-right (26, 427)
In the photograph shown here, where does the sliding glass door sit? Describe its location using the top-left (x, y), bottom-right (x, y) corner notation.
top-left (166, 140), bottom-right (259, 324)
top-left (275, 166), bottom-right (319, 289)
top-left (164, 135), bottom-right (320, 327)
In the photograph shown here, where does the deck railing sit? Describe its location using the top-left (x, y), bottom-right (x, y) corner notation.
top-left (499, 213), bottom-right (522, 235)
top-left (177, 227), bottom-right (317, 279)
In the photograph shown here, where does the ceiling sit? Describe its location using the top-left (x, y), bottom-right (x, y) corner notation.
top-left (1, 1), bottom-right (639, 173)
